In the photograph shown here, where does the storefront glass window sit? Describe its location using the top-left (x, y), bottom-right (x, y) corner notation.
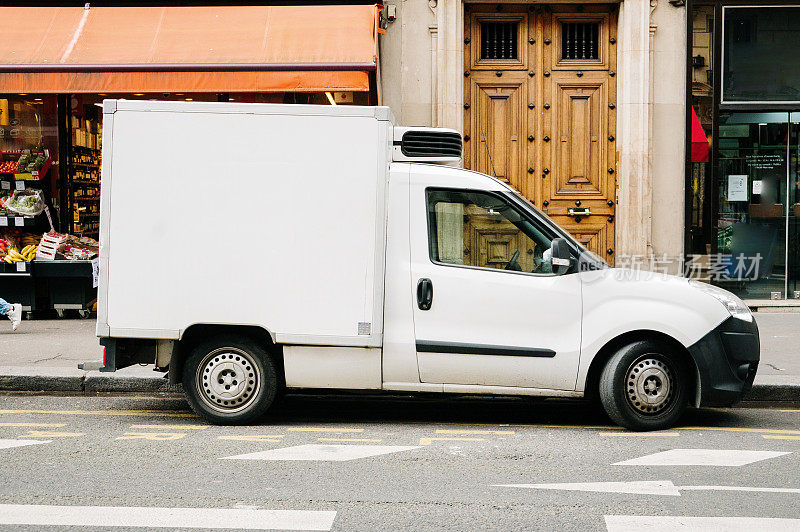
top-left (723, 6), bottom-right (800, 103)
top-left (689, 4), bottom-right (715, 254)
top-left (0, 94), bottom-right (60, 225)
top-left (789, 114), bottom-right (800, 299)
top-left (717, 112), bottom-right (793, 299)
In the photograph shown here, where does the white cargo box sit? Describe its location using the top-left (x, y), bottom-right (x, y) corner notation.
top-left (97, 100), bottom-right (393, 347)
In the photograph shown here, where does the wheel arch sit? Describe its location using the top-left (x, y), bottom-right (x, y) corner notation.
top-left (168, 324), bottom-right (282, 385)
top-left (583, 330), bottom-right (701, 408)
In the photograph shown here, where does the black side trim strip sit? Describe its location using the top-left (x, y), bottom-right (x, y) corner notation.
top-left (416, 340), bottom-right (556, 358)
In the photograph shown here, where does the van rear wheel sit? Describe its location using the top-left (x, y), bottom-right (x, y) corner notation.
top-left (599, 340), bottom-right (688, 431)
top-left (182, 335), bottom-right (278, 425)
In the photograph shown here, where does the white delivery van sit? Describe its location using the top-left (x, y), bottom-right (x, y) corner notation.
top-left (90, 100), bottom-right (759, 431)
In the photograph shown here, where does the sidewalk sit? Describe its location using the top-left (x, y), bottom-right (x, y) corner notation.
top-left (0, 316), bottom-right (797, 401)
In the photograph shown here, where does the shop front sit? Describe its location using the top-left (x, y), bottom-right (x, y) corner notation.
top-left (687, 2), bottom-right (800, 300)
top-left (0, 4), bottom-right (381, 315)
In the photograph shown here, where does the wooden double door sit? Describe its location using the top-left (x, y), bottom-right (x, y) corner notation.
top-left (463, 4), bottom-right (618, 264)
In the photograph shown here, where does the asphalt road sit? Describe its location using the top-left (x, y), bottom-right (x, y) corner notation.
top-left (0, 394), bottom-right (798, 531)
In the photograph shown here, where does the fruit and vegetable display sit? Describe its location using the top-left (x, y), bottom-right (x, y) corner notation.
top-left (59, 234), bottom-right (98, 260)
top-left (15, 153), bottom-right (46, 173)
top-left (0, 230), bottom-right (98, 263)
top-left (5, 189), bottom-right (45, 216)
top-left (0, 231), bottom-right (40, 263)
top-left (0, 152), bottom-right (48, 174)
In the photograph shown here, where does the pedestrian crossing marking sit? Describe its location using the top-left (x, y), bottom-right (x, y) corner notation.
top-left (614, 449), bottom-right (791, 467)
top-left (0, 409), bottom-right (196, 418)
top-left (605, 515), bottom-right (800, 531)
top-left (435, 429), bottom-right (514, 435)
top-left (0, 439), bottom-right (50, 450)
top-left (0, 423), bottom-right (66, 428)
top-left (19, 431), bottom-right (84, 438)
top-left (116, 432), bottom-right (187, 441)
top-left (600, 432), bottom-right (679, 437)
top-left (287, 427), bottom-right (364, 433)
top-left (130, 424), bottom-right (208, 430)
top-left (762, 435), bottom-right (800, 440)
top-left (0, 504), bottom-right (337, 531)
top-left (218, 435), bottom-right (285, 442)
top-left (419, 437), bottom-right (485, 445)
top-left (222, 444), bottom-right (419, 462)
top-left (318, 438), bottom-right (383, 443)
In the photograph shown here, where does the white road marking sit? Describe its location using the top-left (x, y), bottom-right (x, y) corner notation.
top-left (614, 449), bottom-right (791, 467)
top-left (496, 480), bottom-right (681, 496)
top-left (0, 439), bottom-right (50, 450)
top-left (0, 504), bottom-right (336, 530)
top-left (221, 444), bottom-right (419, 462)
top-left (605, 516), bottom-right (800, 531)
top-left (679, 486), bottom-right (800, 494)
top-left (496, 480), bottom-right (800, 497)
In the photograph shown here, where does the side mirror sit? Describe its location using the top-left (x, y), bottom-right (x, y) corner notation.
top-left (550, 238), bottom-right (572, 275)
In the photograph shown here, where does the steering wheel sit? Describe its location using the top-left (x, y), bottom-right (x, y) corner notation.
top-left (504, 250), bottom-right (522, 271)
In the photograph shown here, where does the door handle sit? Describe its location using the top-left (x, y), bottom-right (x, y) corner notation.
top-left (417, 278), bottom-right (433, 311)
top-left (567, 207), bottom-right (591, 215)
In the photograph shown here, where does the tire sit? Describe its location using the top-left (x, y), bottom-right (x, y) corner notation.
top-left (182, 335), bottom-right (279, 425)
top-left (599, 340), bottom-right (689, 431)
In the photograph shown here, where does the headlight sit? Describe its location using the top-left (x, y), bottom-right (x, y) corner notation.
top-left (689, 280), bottom-right (753, 322)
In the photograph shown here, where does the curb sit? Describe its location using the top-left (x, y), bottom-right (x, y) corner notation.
top-left (0, 368), bottom-right (797, 402)
top-left (0, 366), bottom-right (181, 394)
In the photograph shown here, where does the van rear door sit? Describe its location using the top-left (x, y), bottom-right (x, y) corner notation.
top-left (409, 180), bottom-right (582, 391)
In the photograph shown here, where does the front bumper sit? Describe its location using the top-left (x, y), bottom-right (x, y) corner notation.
top-left (687, 316), bottom-right (760, 407)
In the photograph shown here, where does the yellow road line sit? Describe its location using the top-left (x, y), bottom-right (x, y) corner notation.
top-left (0, 423), bottom-right (66, 427)
top-left (424, 421), bottom-right (617, 430)
top-left (20, 431), bottom-right (84, 438)
top-left (762, 435), bottom-right (800, 440)
top-left (0, 409), bottom-right (196, 418)
top-left (419, 437), bottom-right (484, 445)
top-left (600, 432), bottom-right (680, 437)
top-left (130, 424), bottom-right (208, 430)
top-left (318, 438), bottom-right (383, 443)
top-left (218, 435), bottom-right (284, 442)
top-left (435, 429), bottom-right (514, 435)
top-left (287, 427), bottom-right (364, 433)
top-left (780, 409), bottom-right (800, 413)
top-left (679, 426), bottom-right (800, 435)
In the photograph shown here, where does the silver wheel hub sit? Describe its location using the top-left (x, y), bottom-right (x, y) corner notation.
top-left (196, 348), bottom-right (260, 414)
top-left (625, 356), bottom-right (673, 415)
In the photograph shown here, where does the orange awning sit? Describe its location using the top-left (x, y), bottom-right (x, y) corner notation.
top-left (0, 5), bottom-right (379, 93)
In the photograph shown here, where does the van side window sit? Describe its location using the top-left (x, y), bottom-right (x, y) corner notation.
top-left (427, 189), bottom-right (555, 274)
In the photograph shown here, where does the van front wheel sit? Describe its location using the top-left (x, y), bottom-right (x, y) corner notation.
top-left (599, 340), bottom-right (688, 431)
top-left (182, 336), bottom-right (278, 425)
